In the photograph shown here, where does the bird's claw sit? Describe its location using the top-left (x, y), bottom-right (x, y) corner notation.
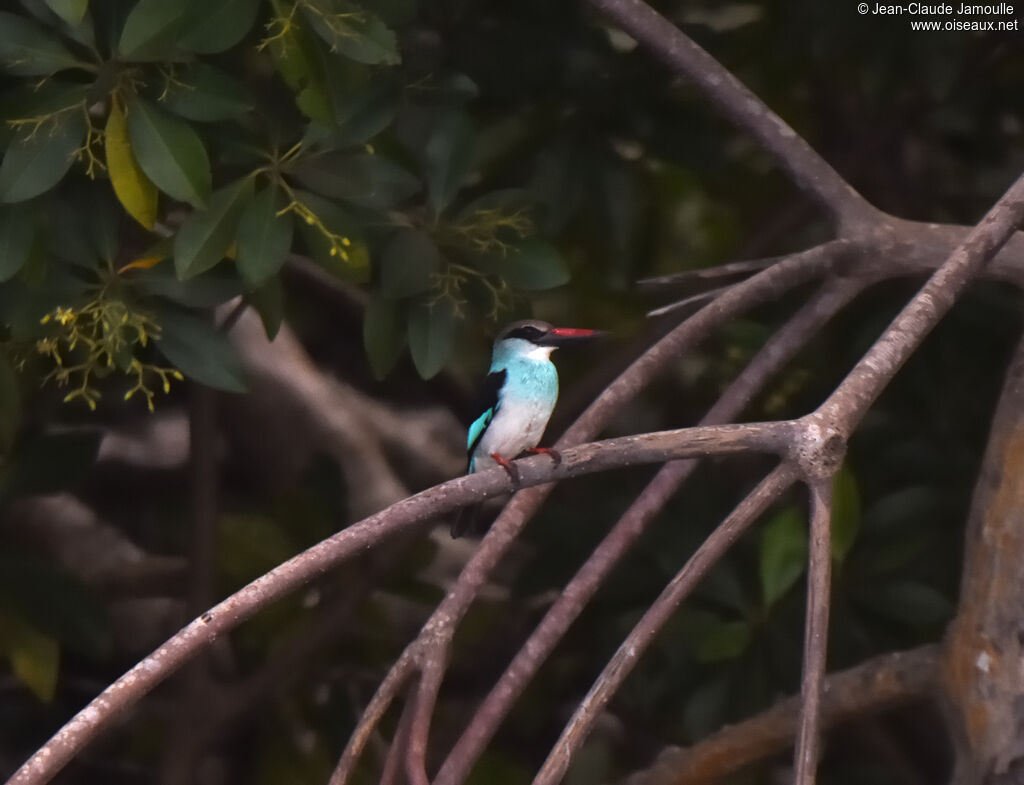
top-left (527, 446), bottom-right (562, 466)
top-left (491, 453), bottom-right (521, 490)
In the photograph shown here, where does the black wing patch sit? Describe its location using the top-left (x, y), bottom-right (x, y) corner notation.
top-left (466, 369), bottom-right (507, 470)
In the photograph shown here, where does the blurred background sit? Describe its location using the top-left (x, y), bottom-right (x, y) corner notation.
top-left (1, 1), bottom-right (1023, 783)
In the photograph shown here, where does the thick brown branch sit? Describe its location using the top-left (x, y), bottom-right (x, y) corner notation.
top-left (625, 645), bottom-right (942, 785)
top-left (533, 463), bottom-right (800, 785)
top-left (586, 0), bottom-right (878, 231)
top-left (942, 330), bottom-right (1024, 783)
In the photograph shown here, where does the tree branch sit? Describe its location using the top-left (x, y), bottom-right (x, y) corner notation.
top-left (794, 477), bottom-right (836, 785)
top-left (434, 280), bottom-right (862, 785)
top-left (942, 328), bottom-right (1024, 783)
top-left (324, 243), bottom-right (840, 784)
top-left (407, 657), bottom-right (445, 785)
top-left (533, 463), bottom-right (801, 785)
top-left (818, 171), bottom-right (1024, 434)
top-left (5, 420), bottom-right (795, 785)
top-left (537, 162), bottom-right (1024, 780)
top-left (624, 645), bottom-right (942, 785)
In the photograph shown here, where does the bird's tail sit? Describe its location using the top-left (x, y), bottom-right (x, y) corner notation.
top-left (451, 503), bottom-right (481, 538)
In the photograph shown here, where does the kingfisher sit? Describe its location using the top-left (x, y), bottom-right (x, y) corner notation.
top-left (452, 319), bottom-right (602, 537)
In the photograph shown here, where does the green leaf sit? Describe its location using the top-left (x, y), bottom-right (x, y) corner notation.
top-left (265, 1), bottom-right (316, 87)
top-left (47, 184), bottom-right (120, 268)
top-left (0, 112), bottom-right (86, 203)
top-left (0, 81), bottom-right (88, 123)
top-left (295, 86), bottom-right (333, 125)
top-left (266, 0), bottom-right (335, 123)
top-left (363, 295), bottom-right (405, 379)
top-left (177, 0), bottom-right (260, 53)
top-left (43, 0), bottom-right (88, 25)
top-left (759, 505), bottom-right (807, 608)
top-left (695, 618), bottom-right (752, 663)
top-left (455, 188), bottom-right (536, 223)
top-left (236, 186), bottom-right (293, 287)
top-left (0, 604), bottom-right (59, 701)
top-left (328, 78), bottom-right (401, 147)
top-left (0, 11), bottom-right (81, 75)
top-left (174, 176), bottom-right (253, 279)
top-left (408, 297), bottom-right (455, 379)
top-left (160, 64), bottom-right (252, 123)
top-left (380, 229), bottom-right (439, 299)
top-left (0, 203), bottom-right (37, 280)
top-left (424, 109), bottom-right (475, 215)
top-left (0, 353), bottom-right (20, 452)
top-left (472, 238), bottom-right (570, 291)
top-left (291, 152), bottom-right (420, 209)
top-left (861, 581), bottom-right (953, 627)
top-left (156, 310), bottom-right (248, 393)
top-left (117, 0), bottom-right (190, 60)
top-left (135, 264), bottom-right (244, 307)
top-left (830, 464), bottom-right (861, 563)
top-left (303, 1), bottom-right (399, 65)
top-left (248, 277), bottom-right (284, 340)
top-left (127, 98), bottom-right (211, 208)
top-left (864, 485), bottom-right (939, 531)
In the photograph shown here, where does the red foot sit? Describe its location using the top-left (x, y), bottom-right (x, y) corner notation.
top-left (527, 446), bottom-right (562, 465)
top-left (491, 453), bottom-right (521, 488)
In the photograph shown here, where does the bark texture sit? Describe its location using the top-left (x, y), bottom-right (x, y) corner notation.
top-left (944, 332), bottom-right (1024, 785)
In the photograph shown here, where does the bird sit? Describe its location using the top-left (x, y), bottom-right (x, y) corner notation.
top-left (452, 319), bottom-right (602, 537)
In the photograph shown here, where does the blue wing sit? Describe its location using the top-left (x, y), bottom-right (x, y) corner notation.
top-left (466, 369), bottom-right (506, 472)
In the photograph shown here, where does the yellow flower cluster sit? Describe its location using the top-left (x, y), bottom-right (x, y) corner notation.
top-left (36, 299), bottom-right (181, 411)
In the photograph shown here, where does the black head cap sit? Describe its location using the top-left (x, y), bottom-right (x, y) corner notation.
top-left (497, 320), bottom-right (603, 347)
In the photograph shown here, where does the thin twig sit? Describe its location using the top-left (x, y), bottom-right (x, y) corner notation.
top-left (644, 282), bottom-right (742, 319)
top-left (636, 257), bottom-right (781, 290)
top-left (406, 657), bottom-right (445, 785)
top-left (794, 478), bottom-right (836, 785)
top-left (434, 281), bottom-right (862, 785)
top-left (380, 694), bottom-right (416, 785)
top-left (532, 463), bottom-right (800, 785)
top-left (330, 654), bottom-right (417, 785)
top-left (563, 241), bottom-right (849, 447)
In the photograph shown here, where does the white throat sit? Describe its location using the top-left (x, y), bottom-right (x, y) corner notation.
top-left (523, 344), bottom-right (556, 361)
